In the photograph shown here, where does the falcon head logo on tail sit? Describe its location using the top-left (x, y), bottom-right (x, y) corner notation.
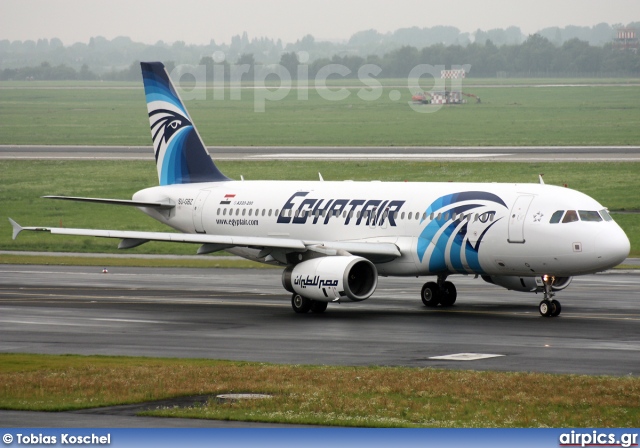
top-left (140, 62), bottom-right (229, 185)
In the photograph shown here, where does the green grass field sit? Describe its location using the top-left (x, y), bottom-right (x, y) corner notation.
top-left (1, 160), bottom-right (639, 256)
top-left (1, 353), bottom-right (638, 427)
top-left (1, 82), bottom-right (639, 146)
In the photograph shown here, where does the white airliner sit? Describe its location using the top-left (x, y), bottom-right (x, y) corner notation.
top-left (9, 62), bottom-right (630, 317)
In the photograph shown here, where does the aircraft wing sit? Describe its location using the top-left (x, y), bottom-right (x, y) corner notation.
top-left (8, 219), bottom-right (401, 260)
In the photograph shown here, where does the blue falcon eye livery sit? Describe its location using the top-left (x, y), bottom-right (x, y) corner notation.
top-left (9, 61), bottom-right (631, 318)
top-left (417, 191), bottom-right (508, 274)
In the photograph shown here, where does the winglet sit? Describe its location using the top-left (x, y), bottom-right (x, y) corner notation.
top-left (8, 218), bottom-right (23, 240)
top-left (538, 174), bottom-right (545, 185)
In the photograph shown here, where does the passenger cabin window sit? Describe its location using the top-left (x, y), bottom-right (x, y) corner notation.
top-left (550, 210), bottom-right (564, 223)
top-left (579, 210), bottom-right (603, 222)
top-left (562, 210), bottom-right (579, 223)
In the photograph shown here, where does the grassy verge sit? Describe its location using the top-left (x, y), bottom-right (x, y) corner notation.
top-left (614, 264), bottom-right (640, 270)
top-left (1, 84), bottom-right (639, 146)
top-left (0, 353), bottom-right (638, 427)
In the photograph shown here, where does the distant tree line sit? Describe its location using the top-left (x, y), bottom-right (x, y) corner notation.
top-left (1, 33), bottom-right (639, 81)
top-left (0, 61), bottom-right (97, 81)
top-left (364, 35), bottom-right (640, 78)
top-left (194, 34), bottom-right (639, 81)
top-left (2, 22), bottom-right (639, 72)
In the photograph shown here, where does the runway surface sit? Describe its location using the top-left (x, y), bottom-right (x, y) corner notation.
top-left (1, 145), bottom-right (639, 162)
top-left (1, 264), bottom-right (638, 376)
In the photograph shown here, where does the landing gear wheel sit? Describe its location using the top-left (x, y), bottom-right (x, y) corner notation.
top-left (310, 300), bottom-right (328, 314)
top-left (291, 293), bottom-right (312, 314)
top-left (539, 300), bottom-right (553, 317)
top-left (550, 299), bottom-right (562, 317)
top-left (439, 281), bottom-right (457, 307)
top-left (421, 282), bottom-right (439, 307)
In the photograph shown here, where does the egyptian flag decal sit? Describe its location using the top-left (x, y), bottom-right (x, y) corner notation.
top-left (220, 194), bottom-right (235, 205)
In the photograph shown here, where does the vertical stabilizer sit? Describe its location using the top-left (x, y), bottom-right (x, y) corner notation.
top-left (140, 62), bottom-right (229, 185)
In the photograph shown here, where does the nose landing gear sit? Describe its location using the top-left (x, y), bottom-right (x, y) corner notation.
top-left (539, 275), bottom-right (562, 317)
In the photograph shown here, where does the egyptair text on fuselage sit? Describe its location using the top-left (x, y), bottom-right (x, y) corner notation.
top-left (277, 192), bottom-right (406, 226)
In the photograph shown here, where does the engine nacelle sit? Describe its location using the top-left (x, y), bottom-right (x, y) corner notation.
top-left (282, 256), bottom-right (378, 302)
top-left (482, 275), bottom-right (572, 293)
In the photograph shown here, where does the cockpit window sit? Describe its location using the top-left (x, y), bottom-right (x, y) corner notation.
top-left (600, 209), bottom-right (613, 222)
top-left (579, 210), bottom-right (603, 222)
top-left (550, 210), bottom-right (564, 224)
top-left (562, 210), bottom-right (579, 223)
top-left (551, 209), bottom-right (607, 224)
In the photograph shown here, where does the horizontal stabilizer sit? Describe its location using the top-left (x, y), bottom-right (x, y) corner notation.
top-left (8, 218), bottom-right (23, 240)
top-left (43, 196), bottom-right (175, 210)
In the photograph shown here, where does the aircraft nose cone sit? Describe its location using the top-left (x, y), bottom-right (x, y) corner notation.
top-left (594, 226), bottom-right (630, 270)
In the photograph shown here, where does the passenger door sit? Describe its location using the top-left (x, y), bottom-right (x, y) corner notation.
top-left (508, 195), bottom-right (534, 243)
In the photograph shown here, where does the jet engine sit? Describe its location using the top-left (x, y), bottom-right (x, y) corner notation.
top-left (481, 275), bottom-right (572, 293)
top-left (282, 256), bottom-right (378, 302)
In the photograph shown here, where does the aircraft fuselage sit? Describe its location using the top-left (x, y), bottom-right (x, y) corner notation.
top-left (133, 180), bottom-right (629, 278)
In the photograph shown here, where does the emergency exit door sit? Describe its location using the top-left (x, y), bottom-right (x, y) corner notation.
top-left (192, 190), bottom-right (210, 233)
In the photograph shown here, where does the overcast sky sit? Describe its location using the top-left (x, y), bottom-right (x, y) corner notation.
top-left (2, 0), bottom-right (639, 45)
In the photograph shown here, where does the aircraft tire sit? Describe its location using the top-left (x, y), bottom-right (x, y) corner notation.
top-left (551, 299), bottom-right (562, 317)
top-left (292, 293), bottom-right (312, 314)
top-left (421, 282), bottom-right (439, 307)
top-left (439, 281), bottom-right (457, 307)
top-left (539, 300), bottom-right (553, 317)
top-left (310, 300), bottom-right (328, 314)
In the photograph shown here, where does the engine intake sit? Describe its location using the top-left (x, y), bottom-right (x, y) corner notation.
top-left (282, 256), bottom-right (378, 302)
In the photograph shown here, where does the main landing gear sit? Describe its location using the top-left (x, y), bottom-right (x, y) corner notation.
top-left (538, 275), bottom-right (562, 317)
top-left (291, 293), bottom-right (328, 314)
top-left (421, 275), bottom-right (457, 308)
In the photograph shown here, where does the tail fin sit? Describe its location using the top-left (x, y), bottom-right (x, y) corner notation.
top-left (140, 62), bottom-right (229, 185)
